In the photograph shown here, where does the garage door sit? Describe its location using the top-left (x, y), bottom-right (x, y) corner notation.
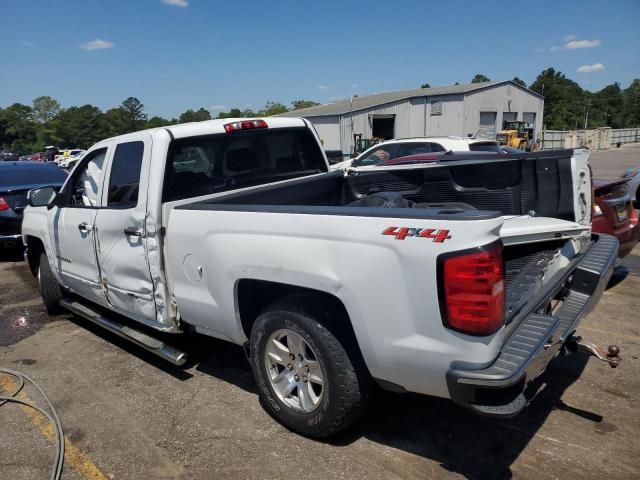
top-left (478, 112), bottom-right (497, 139)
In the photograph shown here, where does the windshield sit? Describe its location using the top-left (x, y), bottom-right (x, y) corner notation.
top-left (164, 127), bottom-right (326, 202)
top-left (0, 165), bottom-right (67, 187)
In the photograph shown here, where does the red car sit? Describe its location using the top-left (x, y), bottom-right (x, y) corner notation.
top-left (592, 178), bottom-right (640, 257)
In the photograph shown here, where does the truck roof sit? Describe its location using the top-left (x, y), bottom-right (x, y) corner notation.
top-left (97, 117), bottom-right (308, 144)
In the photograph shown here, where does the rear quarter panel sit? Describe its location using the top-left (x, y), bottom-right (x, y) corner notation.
top-left (166, 208), bottom-right (506, 398)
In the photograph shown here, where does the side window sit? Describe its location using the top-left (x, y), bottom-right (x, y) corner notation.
top-left (64, 148), bottom-right (107, 207)
top-left (353, 147), bottom-right (391, 167)
top-left (108, 141), bottom-right (144, 208)
top-left (396, 143), bottom-right (431, 157)
top-left (428, 143), bottom-right (446, 152)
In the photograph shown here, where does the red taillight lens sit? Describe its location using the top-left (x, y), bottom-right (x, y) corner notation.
top-left (224, 119), bottom-right (268, 133)
top-left (440, 242), bottom-right (505, 335)
top-left (0, 196), bottom-right (10, 212)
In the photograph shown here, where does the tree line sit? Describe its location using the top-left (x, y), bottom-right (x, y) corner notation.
top-left (0, 97), bottom-right (320, 153)
top-left (2, 68), bottom-right (639, 153)
top-left (423, 71), bottom-right (640, 130)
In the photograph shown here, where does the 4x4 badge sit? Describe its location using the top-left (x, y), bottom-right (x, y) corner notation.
top-left (382, 227), bottom-right (451, 243)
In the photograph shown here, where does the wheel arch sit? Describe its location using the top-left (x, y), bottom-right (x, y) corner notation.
top-left (25, 235), bottom-right (45, 276)
top-left (235, 279), bottom-right (366, 363)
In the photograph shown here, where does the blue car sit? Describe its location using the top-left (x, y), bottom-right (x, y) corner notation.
top-left (0, 162), bottom-right (67, 248)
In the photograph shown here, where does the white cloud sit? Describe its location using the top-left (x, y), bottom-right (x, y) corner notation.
top-left (564, 33), bottom-right (576, 41)
top-left (317, 85), bottom-right (329, 90)
top-left (80, 39), bottom-right (114, 50)
top-left (161, 0), bottom-right (189, 6)
top-left (577, 63), bottom-right (605, 73)
top-left (565, 39), bottom-right (600, 49)
top-left (20, 41), bottom-right (35, 47)
top-left (208, 104), bottom-right (227, 111)
top-left (550, 38), bottom-right (601, 51)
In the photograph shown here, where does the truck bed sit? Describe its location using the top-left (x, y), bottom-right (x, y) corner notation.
top-left (180, 150), bottom-right (581, 222)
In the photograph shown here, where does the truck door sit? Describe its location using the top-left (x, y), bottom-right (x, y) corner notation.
top-left (93, 137), bottom-right (157, 324)
top-left (49, 147), bottom-right (109, 306)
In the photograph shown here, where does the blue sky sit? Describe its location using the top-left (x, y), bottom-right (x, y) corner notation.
top-left (1, 0), bottom-right (639, 118)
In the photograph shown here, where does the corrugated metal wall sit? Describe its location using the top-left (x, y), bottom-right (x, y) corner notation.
top-left (425, 95), bottom-right (465, 136)
top-left (463, 84), bottom-right (544, 138)
top-left (338, 99), bottom-right (423, 155)
top-left (307, 115), bottom-right (341, 151)
top-left (305, 83), bottom-right (545, 155)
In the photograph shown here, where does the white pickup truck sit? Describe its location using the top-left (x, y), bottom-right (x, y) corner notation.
top-left (22, 117), bottom-right (621, 437)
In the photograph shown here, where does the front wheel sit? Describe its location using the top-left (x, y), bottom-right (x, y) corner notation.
top-left (38, 252), bottom-right (63, 314)
top-left (250, 298), bottom-right (370, 438)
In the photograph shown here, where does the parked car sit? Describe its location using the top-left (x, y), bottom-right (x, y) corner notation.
top-left (592, 178), bottom-right (640, 257)
top-left (58, 149), bottom-right (86, 169)
top-left (330, 137), bottom-right (502, 170)
top-left (1, 149), bottom-right (20, 161)
top-left (0, 162), bottom-right (67, 248)
top-left (621, 167), bottom-right (640, 207)
top-left (23, 118), bottom-right (619, 438)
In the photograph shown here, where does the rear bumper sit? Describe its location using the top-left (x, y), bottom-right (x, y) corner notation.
top-left (446, 234), bottom-right (619, 418)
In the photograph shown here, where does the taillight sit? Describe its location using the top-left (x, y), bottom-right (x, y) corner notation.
top-left (438, 241), bottom-right (505, 335)
top-left (0, 196), bottom-right (10, 212)
top-left (223, 119), bottom-right (268, 133)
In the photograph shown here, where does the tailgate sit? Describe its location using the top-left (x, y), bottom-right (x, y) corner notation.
top-left (447, 233), bottom-right (619, 417)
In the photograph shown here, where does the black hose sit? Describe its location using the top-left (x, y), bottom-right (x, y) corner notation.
top-left (0, 368), bottom-right (65, 480)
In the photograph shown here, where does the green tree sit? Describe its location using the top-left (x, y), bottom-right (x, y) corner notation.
top-left (530, 68), bottom-right (585, 129)
top-left (32, 96), bottom-right (61, 123)
top-left (97, 108), bottom-right (130, 138)
top-left (179, 108), bottom-right (212, 123)
top-left (623, 79), bottom-right (640, 127)
top-left (420, 83), bottom-right (431, 89)
top-left (119, 97), bottom-right (148, 133)
top-left (147, 116), bottom-right (173, 128)
top-left (471, 74), bottom-right (491, 83)
top-left (258, 101), bottom-right (288, 116)
top-left (291, 100), bottom-right (320, 110)
top-left (0, 103), bottom-right (37, 152)
top-left (590, 83), bottom-right (625, 128)
top-left (51, 105), bottom-right (104, 148)
top-left (512, 77), bottom-right (527, 88)
top-left (216, 108), bottom-right (243, 119)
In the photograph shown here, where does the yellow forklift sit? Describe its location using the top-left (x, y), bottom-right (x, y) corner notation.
top-left (496, 121), bottom-right (535, 151)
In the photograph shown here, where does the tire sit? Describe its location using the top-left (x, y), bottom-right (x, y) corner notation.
top-left (250, 296), bottom-right (370, 438)
top-left (38, 252), bottom-right (63, 314)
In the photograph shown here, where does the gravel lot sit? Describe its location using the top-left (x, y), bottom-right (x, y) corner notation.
top-left (1, 145), bottom-right (639, 480)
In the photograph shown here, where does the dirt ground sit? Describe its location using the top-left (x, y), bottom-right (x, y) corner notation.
top-left (1, 145), bottom-right (639, 480)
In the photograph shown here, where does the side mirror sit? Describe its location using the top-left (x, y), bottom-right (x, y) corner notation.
top-left (27, 186), bottom-right (57, 208)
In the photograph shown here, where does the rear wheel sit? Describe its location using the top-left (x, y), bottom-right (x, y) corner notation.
top-left (250, 297), bottom-right (370, 438)
top-left (38, 252), bottom-right (63, 314)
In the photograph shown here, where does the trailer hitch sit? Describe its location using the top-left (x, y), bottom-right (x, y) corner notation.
top-left (566, 335), bottom-right (622, 368)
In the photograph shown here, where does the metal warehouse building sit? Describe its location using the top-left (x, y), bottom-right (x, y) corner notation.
top-left (279, 80), bottom-right (544, 156)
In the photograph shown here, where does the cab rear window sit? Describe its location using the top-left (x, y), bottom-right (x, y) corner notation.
top-left (163, 127), bottom-right (326, 202)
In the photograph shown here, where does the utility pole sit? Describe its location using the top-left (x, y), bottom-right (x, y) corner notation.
top-left (584, 98), bottom-right (591, 129)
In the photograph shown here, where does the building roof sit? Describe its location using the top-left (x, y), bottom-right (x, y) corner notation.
top-left (278, 80), bottom-right (543, 118)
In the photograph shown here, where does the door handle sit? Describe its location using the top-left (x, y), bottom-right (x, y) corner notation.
top-left (123, 227), bottom-right (143, 237)
top-left (78, 222), bottom-right (93, 233)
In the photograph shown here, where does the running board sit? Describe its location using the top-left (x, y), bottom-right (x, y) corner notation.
top-left (60, 299), bottom-right (188, 366)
